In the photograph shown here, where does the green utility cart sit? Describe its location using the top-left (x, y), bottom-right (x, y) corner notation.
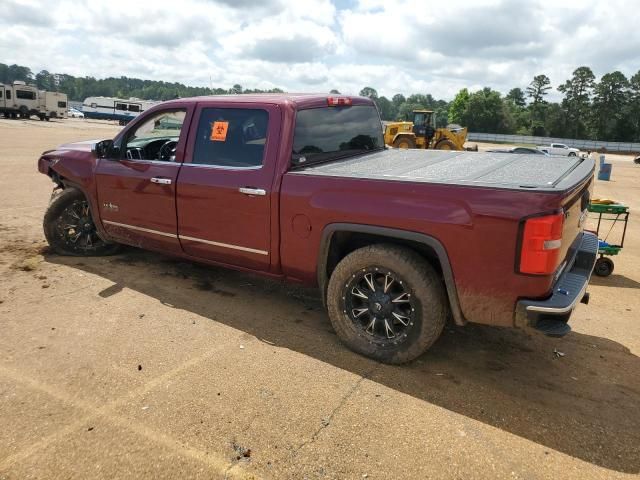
top-left (587, 202), bottom-right (630, 277)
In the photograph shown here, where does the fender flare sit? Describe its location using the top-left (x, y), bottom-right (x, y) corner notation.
top-left (58, 179), bottom-right (114, 244)
top-left (391, 132), bottom-right (416, 145)
top-left (317, 223), bottom-right (466, 326)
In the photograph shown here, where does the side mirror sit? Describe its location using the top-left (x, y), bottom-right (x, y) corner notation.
top-left (93, 139), bottom-right (116, 159)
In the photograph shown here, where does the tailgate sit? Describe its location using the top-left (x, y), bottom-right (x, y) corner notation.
top-left (557, 171), bottom-right (594, 272)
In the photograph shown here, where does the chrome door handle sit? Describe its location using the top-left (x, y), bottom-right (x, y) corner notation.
top-left (150, 177), bottom-right (172, 185)
top-left (239, 187), bottom-right (266, 196)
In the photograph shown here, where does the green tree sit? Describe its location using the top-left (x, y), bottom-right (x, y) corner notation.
top-left (461, 88), bottom-right (512, 133)
top-left (229, 84), bottom-right (243, 94)
top-left (35, 70), bottom-right (55, 91)
top-left (624, 70), bottom-right (640, 141)
top-left (558, 66), bottom-right (595, 138)
top-left (526, 74), bottom-right (551, 104)
top-left (526, 74), bottom-right (552, 135)
top-left (359, 87), bottom-right (378, 99)
top-left (329, 89), bottom-right (340, 94)
top-left (448, 88), bottom-right (469, 124)
top-left (391, 93), bottom-right (406, 109)
top-left (374, 96), bottom-right (395, 120)
top-left (506, 87), bottom-right (526, 108)
top-left (591, 71), bottom-right (629, 140)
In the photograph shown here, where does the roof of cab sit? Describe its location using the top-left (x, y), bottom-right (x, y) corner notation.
top-left (161, 93), bottom-right (374, 109)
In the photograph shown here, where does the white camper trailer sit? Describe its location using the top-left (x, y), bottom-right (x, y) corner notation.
top-left (82, 96), bottom-right (158, 124)
top-left (0, 81), bottom-right (40, 119)
top-left (38, 91), bottom-right (68, 120)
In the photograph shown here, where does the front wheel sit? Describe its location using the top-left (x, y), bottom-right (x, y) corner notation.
top-left (326, 244), bottom-right (448, 364)
top-left (434, 139), bottom-right (457, 150)
top-left (569, 152), bottom-right (577, 157)
top-left (43, 188), bottom-right (120, 256)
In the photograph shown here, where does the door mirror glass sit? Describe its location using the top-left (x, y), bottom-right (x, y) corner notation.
top-left (93, 139), bottom-right (114, 158)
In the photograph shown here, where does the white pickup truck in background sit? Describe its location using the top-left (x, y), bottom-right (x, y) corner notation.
top-left (537, 143), bottom-right (581, 156)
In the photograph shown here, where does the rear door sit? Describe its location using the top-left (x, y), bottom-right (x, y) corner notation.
top-left (95, 103), bottom-right (193, 254)
top-left (176, 103), bottom-right (281, 271)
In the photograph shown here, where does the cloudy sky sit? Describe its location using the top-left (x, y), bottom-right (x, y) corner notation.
top-left (1, 0), bottom-right (639, 100)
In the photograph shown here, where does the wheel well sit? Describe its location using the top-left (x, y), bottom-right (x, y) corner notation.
top-left (319, 226), bottom-right (465, 326)
top-left (325, 231), bottom-right (443, 281)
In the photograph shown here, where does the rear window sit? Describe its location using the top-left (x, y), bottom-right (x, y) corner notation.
top-left (292, 105), bottom-right (383, 165)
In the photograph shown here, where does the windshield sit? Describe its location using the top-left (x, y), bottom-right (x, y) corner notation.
top-left (292, 105), bottom-right (384, 166)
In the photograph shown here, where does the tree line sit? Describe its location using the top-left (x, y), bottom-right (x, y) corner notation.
top-left (359, 66), bottom-right (640, 142)
top-left (0, 63), bottom-right (284, 103)
top-left (2, 62), bottom-right (639, 142)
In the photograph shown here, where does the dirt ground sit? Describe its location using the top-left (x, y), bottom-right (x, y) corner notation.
top-left (0, 118), bottom-right (638, 479)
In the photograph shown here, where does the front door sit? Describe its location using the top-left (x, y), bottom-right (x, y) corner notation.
top-left (95, 104), bottom-right (193, 254)
top-left (176, 104), bottom-right (280, 271)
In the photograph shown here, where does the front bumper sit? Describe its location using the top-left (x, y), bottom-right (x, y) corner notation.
top-left (515, 232), bottom-right (598, 336)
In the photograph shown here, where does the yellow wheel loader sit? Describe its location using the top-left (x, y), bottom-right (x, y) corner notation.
top-left (384, 110), bottom-right (475, 151)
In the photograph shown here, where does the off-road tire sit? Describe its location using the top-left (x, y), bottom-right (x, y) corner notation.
top-left (434, 139), bottom-right (456, 150)
top-left (327, 244), bottom-right (448, 364)
top-left (44, 188), bottom-right (120, 256)
top-left (393, 136), bottom-right (416, 149)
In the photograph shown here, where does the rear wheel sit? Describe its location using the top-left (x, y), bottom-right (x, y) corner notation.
top-left (327, 244), bottom-right (448, 364)
top-left (392, 136), bottom-right (416, 149)
top-left (43, 188), bottom-right (120, 256)
top-left (594, 257), bottom-right (614, 277)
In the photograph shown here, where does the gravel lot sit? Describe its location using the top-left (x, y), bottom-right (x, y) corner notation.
top-left (0, 118), bottom-right (639, 479)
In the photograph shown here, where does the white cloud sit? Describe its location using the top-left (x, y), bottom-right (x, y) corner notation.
top-left (0, 0), bottom-right (639, 100)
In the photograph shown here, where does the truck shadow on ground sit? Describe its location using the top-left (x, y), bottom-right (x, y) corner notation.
top-left (590, 273), bottom-right (640, 289)
top-left (46, 248), bottom-right (640, 474)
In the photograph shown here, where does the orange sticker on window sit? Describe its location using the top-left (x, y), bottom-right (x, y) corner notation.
top-left (210, 121), bottom-right (229, 141)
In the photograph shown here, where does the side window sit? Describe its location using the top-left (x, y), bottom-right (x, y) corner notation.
top-left (58, 101), bottom-right (67, 108)
top-left (123, 109), bottom-right (186, 162)
top-left (115, 103), bottom-right (127, 111)
top-left (0, 90), bottom-right (3, 99)
top-left (16, 89), bottom-right (35, 100)
top-left (192, 108), bottom-right (268, 168)
top-left (128, 104), bottom-right (141, 112)
top-left (6, 90), bottom-right (11, 100)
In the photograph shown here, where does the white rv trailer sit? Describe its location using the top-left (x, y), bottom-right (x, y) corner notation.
top-left (82, 96), bottom-right (158, 124)
top-left (38, 91), bottom-right (68, 120)
top-left (0, 81), bottom-right (40, 118)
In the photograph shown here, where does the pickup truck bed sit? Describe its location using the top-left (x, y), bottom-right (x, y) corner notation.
top-left (295, 149), bottom-right (585, 191)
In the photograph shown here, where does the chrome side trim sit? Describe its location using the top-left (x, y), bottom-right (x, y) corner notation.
top-left (181, 163), bottom-right (263, 171)
top-left (179, 235), bottom-right (268, 256)
top-left (103, 220), bottom-right (177, 238)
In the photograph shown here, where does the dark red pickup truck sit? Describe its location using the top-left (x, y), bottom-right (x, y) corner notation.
top-left (37, 94), bottom-right (598, 363)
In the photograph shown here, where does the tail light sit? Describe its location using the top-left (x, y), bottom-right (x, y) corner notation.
top-left (519, 213), bottom-right (564, 275)
top-left (327, 97), bottom-right (352, 106)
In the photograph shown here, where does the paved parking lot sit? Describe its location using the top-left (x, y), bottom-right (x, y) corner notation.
top-left (0, 118), bottom-right (639, 479)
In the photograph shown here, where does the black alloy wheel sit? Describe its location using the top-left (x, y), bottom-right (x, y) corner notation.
top-left (344, 268), bottom-right (416, 345)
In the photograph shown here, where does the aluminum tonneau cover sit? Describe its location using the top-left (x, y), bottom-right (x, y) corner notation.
top-left (292, 150), bottom-right (595, 192)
